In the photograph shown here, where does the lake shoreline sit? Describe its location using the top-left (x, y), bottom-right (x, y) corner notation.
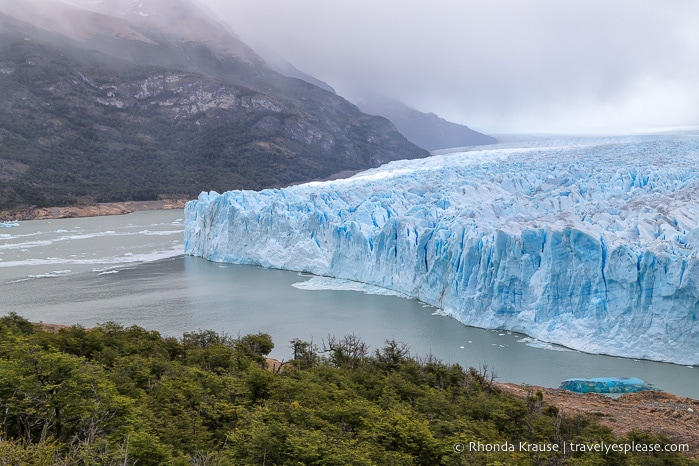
top-left (496, 381), bottom-right (699, 457)
top-left (0, 198), bottom-right (188, 221)
top-left (0, 169), bottom-right (362, 222)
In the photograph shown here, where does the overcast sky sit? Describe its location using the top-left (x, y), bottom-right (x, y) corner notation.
top-left (200, 0), bottom-right (699, 134)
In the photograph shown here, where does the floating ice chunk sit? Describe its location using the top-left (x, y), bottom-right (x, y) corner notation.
top-left (292, 276), bottom-right (411, 298)
top-left (26, 270), bottom-right (72, 279)
top-left (517, 337), bottom-right (574, 352)
top-left (560, 377), bottom-right (652, 394)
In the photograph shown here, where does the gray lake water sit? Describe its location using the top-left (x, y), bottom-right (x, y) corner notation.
top-left (1, 210), bottom-right (697, 398)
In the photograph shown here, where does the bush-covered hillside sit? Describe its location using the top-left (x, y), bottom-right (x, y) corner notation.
top-left (0, 313), bottom-right (694, 465)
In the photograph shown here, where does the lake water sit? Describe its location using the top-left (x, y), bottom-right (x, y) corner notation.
top-left (1, 210), bottom-right (697, 398)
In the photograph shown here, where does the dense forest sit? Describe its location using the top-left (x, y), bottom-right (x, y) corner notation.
top-left (0, 313), bottom-right (694, 465)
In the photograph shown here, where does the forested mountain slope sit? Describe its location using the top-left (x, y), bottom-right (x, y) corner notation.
top-left (0, 0), bottom-right (427, 210)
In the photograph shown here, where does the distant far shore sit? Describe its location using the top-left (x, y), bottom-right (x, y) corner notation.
top-left (0, 198), bottom-right (188, 222)
top-left (0, 169), bottom-right (367, 222)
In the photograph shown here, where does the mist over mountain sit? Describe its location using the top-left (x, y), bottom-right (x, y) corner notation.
top-left (355, 93), bottom-right (497, 151)
top-left (0, 0), bottom-right (430, 211)
top-left (250, 44), bottom-right (337, 95)
top-left (250, 47), bottom-right (495, 151)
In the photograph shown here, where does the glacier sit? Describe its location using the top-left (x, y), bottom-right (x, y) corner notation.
top-left (185, 134), bottom-right (699, 365)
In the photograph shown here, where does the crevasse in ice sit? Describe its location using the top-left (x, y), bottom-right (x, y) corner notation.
top-left (185, 134), bottom-right (699, 365)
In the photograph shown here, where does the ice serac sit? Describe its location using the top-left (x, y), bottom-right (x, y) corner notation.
top-left (185, 134), bottom-right (699, 365)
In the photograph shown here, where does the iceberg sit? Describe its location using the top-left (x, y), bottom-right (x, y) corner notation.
top-left (185, 134), bottom-right (699, 365)
top-left (560, 377), bottom-right (652, 394)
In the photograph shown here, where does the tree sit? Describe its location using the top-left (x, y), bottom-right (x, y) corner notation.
top-left (322, 334), bottom-right (368, 369)
top-left (289, 338), bottom-right (319, 370)
top-left (234, 333), bottom-right (274, 368)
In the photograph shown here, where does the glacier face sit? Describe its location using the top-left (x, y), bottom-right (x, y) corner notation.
top-left (185, 134), bottom-right (699, 365)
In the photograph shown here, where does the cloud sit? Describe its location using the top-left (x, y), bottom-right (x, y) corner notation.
top-left (87, 0), bottom-right (699, 133)
top-left (7, 0), bottom-right (696, 133)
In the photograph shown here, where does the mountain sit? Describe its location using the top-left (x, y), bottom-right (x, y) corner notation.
top-left (264, 65), bottom-right (496, 152)
top-left (355, 93), bottom-right (497, 150)
top-left (184, 134), bottom-right (699, 365)
top-left (0, 0), bottom-right (427, 211)
top-left (250, 44), bottom-right (337, 94)
top-left (251, 50), bottom-right (496, 152)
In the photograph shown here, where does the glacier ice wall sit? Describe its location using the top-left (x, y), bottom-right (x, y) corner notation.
top-left (185, 135), bottom-right (699, 365)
